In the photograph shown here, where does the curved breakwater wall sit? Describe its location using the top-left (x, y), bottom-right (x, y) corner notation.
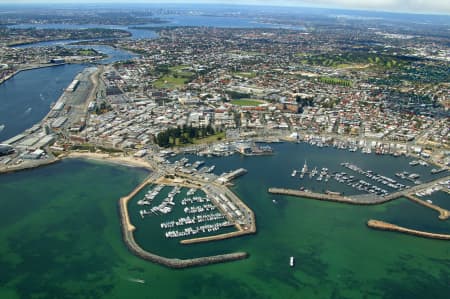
top-left (118, 195), bottom-right (249, 269)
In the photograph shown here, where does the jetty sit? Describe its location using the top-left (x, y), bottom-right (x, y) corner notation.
top-left (267, 188), bottom-right (389, 205)
top-left (367, 220), bottom-right (450, 240)
top-left (404, 194), bottom-right (449, 220)
top-left (268, 175), bottom-right (450, 206)
top-left (269, 175), bottom-right (450, 240)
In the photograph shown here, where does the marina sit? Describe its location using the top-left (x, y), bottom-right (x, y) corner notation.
top-left (135, 183), bottom-right (241, 240)
top-left (285, 152), bottom-right (448, 198)
top-left (119, 170), bottom-right (251, 268)
top-left (0, 143), bottom-right (449, 298)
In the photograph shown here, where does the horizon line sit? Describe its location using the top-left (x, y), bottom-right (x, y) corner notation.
top-left (0, 1), bottom-right (450, 17)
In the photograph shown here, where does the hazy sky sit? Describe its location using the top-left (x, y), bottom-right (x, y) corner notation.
top-left (1, 0), bottom-right (450, 15)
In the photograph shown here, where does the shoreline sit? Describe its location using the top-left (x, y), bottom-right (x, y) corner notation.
top-left (62, 152), bottom-right (154, 171)
top-left (0, 152), bottom-right (153, 175)
top-left (0, 157), bottom-right (61, 174)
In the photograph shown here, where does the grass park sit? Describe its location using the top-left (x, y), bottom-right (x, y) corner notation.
top-left (154, 65), bottom-right (195, 89)
top-left (231, 99), bottom-right (265, 106)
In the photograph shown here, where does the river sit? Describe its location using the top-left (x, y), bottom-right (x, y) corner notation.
top-left (0, 43), bottom-right (136, 142)
top-left (10, 13), bottom-right (305, 39)
top-left (0, 64), bottom-right (86, 142)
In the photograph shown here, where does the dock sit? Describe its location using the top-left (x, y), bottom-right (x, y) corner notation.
top-left (367, 220), bottom-right (450, 240)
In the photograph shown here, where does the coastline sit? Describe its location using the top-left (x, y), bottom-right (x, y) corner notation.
top-left (62, 152), bottom-right (154, 171)
top-left (0, 157), bottom-right (60, 174)
top-left (0, 152), bottom-right (152, 175)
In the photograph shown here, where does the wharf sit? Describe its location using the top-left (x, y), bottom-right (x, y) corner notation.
top-left (367, 220), bottom-right (450, 240)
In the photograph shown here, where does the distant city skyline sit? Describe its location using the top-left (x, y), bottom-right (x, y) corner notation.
top-left (1, 0), bottom-right (450, 15)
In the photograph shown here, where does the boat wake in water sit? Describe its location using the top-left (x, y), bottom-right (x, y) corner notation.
top-left (127, 277), bottom-right (145, 284)
top-left (0, 124), bottom-right (5, 132)
top-left (24, 107), bottom-right (32, 115)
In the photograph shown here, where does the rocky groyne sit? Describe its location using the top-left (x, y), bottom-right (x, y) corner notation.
top-left (367, 220), bottom-right (450, 240)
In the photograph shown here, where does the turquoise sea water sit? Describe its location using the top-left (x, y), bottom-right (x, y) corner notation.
top-left (0, 144), bottom-right (448, 299)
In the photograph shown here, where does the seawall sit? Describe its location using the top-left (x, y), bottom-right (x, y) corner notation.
top-left (268, 188), bottom-right (392, 205)
top-left (118, 179), bottom-right (250, 268)
top-left (367, 220), bottom-right (450, 240)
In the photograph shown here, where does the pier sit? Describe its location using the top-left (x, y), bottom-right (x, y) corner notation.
top-left (367, 220), bottom-right (450, 240)
top-left (157, 175), bottom-right (256, 244)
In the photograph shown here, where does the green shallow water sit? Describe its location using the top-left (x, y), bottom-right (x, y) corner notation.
top-left (0, 146), bottom-right (449, 299)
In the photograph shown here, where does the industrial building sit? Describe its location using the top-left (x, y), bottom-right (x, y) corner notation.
top-left (0, 144), bottom-right (14, 156)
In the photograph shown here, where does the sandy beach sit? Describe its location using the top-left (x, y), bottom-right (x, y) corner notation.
top-left (63, 152), bottom-right (154, 170)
